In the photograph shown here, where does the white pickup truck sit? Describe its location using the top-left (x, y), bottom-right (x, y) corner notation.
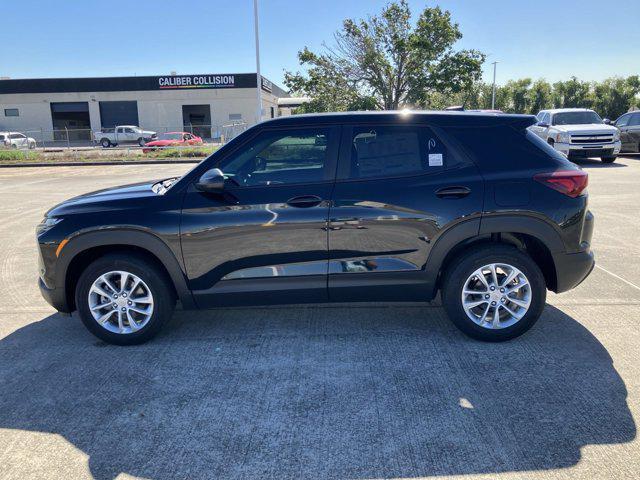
top-left (94, 125), bottom-right (157, 148)
top-left (529, 108), bottom-right (621, 163)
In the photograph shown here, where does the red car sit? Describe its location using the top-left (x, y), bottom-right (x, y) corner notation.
top-left (142, 132), bottom-right (203, 153)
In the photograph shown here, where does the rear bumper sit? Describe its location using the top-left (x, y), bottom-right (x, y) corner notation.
top-left (552, 249), bottom-right (595, 293)
top-left (39, 277), bottom-right (71, 313)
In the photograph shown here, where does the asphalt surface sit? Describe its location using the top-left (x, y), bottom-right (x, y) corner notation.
top-left (0, 157), bottom-right (639, 480)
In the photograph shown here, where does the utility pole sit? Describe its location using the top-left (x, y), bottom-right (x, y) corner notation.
top-left (491, 61), bottom-right (498, 110)
top-left (253, 0), bottom-right (262, 124)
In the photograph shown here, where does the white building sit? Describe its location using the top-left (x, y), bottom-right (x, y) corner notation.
top-left (0, 73), bottom-right (288, 141)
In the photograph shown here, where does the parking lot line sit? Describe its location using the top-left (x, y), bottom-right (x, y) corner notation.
top-left (596, 264), bottom-right (640, 292)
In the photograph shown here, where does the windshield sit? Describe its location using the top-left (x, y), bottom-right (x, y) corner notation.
top-left (158, 133), bottom-right (184, 141)
top-left (553, 111), bottom-right (602, 126)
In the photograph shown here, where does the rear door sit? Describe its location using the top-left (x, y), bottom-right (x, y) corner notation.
top-left (327, 123), bottom-right (484, 301)
top-left (180, 125), bottom-right (340, 307)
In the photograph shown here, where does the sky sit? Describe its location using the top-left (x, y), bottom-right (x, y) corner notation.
top-left (2, 0), bottom-right (639, 89)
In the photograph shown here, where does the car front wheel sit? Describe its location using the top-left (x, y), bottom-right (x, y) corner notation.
top-left (75, 254), bottom-right (175, 345)
top-left (442, 244), bottom-right (546, 341)
top-left (601, 156), bottom-right (616, 163)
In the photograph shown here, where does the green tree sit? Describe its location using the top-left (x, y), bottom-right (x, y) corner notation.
top-left (527, 79), bottom-right (553, 114)
top-left (284, 0), bottom-right (485, 111)
top-left (501, 78), bottom-right (532, 113)
top-left (591, 76), bottom-right (640, 119)
top-left (553, 77), bottom-right (592, 109)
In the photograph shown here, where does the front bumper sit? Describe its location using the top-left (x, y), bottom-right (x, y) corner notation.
top-left (39, 277), bottom-right (72, 313)
top-left (554, 141), bottom-right (621, 158)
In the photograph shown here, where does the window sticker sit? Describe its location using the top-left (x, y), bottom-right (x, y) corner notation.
top-left (428, 153), bottom-right (443, 167)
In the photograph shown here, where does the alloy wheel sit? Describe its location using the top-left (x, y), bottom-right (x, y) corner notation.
top-left (461, 263), bottom-right (531, 329)
top-left (88, 270), bottom-right (154, 334)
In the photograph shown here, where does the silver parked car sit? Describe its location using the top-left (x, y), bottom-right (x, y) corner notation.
top-left (0, 131), bottom-right (36, 149)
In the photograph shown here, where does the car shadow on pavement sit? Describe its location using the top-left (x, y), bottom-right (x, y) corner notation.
top-left (573, 158), bottom-right (627, 168)
top-left (0, 304), bottom-right (635, 480)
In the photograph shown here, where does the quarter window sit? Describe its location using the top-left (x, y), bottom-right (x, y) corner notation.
top-left (347, 125), bottom-right (448, 179)
top-left (219, 128), bottom-right (333, 187)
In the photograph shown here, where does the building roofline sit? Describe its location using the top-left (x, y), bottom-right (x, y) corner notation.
top-left (0, 73), bottom-right (287, 97)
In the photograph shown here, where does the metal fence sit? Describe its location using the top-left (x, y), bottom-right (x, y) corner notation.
top-left (3, 122), bottom-right (248, 150)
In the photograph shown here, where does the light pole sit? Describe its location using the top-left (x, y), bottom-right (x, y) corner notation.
top-left (491, 61), bottom-right (498, 110)
top-left (253, 0), bottom-right (262, 124)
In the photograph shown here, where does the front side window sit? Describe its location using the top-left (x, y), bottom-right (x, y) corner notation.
top-left (616, 114), bottom-right (630, 127)
top-left (124, 127), bottom-right (135, 133)
top-left (219, 128), bottom-right (332, 187)
top-left (347, 125), bottom-right (449, 179)
top-left (629, 114), bottom-right (640, 126)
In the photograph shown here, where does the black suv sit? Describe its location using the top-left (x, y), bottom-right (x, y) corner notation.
top-left (37, 112), bottom-right (595, 345)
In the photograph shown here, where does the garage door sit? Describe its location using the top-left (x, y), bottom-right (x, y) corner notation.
top-left (99, 101), bottom-right (139, 128)
top-left (50, 102), bottom-right (91, 141)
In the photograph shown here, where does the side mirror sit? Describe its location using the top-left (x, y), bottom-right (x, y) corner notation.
top-left (537, 122), bottom-right (549, 128)
top-left (195, 168), bottom-right (225, 193)
top-left (603, 118), bottom-right (612, 125)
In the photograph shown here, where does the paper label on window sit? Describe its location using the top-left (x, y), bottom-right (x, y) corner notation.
top-left (428, 153), bottom-right (443, 167)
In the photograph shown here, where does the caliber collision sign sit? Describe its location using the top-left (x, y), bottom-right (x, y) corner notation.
top-left (158, 75), bottom-right (236, 89)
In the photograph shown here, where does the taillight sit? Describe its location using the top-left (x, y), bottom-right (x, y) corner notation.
top-left (534, 170), bottom-right (588, 198)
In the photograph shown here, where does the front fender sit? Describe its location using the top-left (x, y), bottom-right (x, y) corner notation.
top-left (55, 228), bottom-right (194, 310)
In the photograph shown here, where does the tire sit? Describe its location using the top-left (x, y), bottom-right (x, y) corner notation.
top-left (11, 144), bottom-right (17, 149)
top-left (441, 244), bottom-right (546, 342)
top-left (100, 138), bottom-right (111, 148)
top-left (28, 141), bottom-right (36, 150)
top-left (601, 156), bottom-right (616, 163)
top-left (75, 253), bottom-right (175, 345)
top-left (138, 137), bottom-right (145, 147)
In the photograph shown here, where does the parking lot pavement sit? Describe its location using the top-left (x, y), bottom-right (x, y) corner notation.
top-left (0, 158), bottom-right (638, 480)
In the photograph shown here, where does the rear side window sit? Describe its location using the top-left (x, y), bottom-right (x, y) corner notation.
top-left (445, 125), bottom-right (571, 173)
top-left (347, 125), bottom-right (451, 179)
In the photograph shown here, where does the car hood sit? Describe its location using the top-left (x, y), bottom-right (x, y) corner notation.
top-left (46, 180), bottom-right (162, 216)
top-left (554, 124), bottom-right (618, 134)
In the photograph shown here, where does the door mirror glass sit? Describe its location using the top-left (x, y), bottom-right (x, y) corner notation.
top-left (537, 122), bottom-right (549, 128)
top-left (603, 118), bottom-right (611, 125)
top-left (196, 168), bottom-right (225, 192)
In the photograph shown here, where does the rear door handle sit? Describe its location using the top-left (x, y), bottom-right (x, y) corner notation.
top-left (435, 186), bottom-right (471, 199)
top-left (286, 195), bottom-right (323, 208)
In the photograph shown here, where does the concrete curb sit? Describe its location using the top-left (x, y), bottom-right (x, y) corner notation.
top-left (0, 159), bottom-right (201, 168)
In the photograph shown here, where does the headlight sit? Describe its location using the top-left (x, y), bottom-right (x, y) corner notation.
top-left (555, 132), bottom-right (571, 143)
top-left (613, 131), bottom-right (620, 141)
top-left (36, 217), bottom-right (62, 235)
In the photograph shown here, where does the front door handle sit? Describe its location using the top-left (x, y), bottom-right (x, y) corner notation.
top-left (286, 195), bottom-right (323, 208)
top-left (435, 186), bottom-right (471, 199)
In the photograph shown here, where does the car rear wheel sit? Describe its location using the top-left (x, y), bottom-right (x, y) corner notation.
top-left (442, 244), bottom-right (546, 341)
top-left (75, 254), bottom-right (175, 345)
top-left (601, 156), bottom-right (617, 163)
top-left (100, 138), bottom-right (111, 148)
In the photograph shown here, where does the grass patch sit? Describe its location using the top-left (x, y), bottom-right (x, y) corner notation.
top-left (0, 149), bottom-right (40, 163)
top-left (145, 146), bottom-right (219, 158)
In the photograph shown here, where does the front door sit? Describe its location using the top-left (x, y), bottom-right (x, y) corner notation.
top-left (180, 125), bottom-right (340, 307)
top-left (328, 123), bottom-right (484, 301)
top-left (622, 113), bottom-right (640, 152)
